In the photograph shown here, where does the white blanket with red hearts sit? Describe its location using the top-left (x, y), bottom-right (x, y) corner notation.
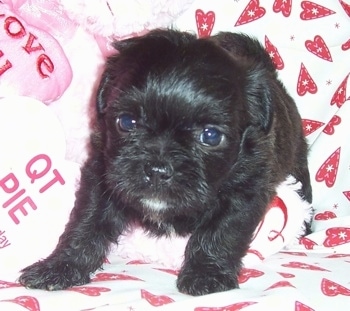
top-left (1, 0), bottom-right (350, 310)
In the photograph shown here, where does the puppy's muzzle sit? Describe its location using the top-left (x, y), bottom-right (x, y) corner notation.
top-left (144, 161), bottom-right (174, 186)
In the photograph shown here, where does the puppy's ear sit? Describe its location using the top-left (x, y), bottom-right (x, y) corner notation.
top-left (244, 64), bottom-right (274, 133)
top-left (96, 72), bottom-right (111, 115)
top-left (210, 32), bottom-right (275, 133)
top-left (209, 32), bottom-right (275, 73)
top-left (96, 35), bottom-right (146, 115)
top-left (96, 52), bottom-right (126, 116)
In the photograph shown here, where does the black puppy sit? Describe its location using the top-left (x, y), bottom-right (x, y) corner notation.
top-left (19, 29), bottom-right (312, 296)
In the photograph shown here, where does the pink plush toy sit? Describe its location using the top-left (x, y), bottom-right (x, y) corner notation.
top-left (0, 1), bottom-right (72, 103)
top-left (1, 0), bottom-right (195, 101)
top-left (4, 0), bottom-right (196, 56)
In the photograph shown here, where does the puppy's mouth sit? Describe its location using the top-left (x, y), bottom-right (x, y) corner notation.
top-left (137, 161), bottom-right (177, 212)
top-left (140, 198), bottom-right (169, 211)
top-left (107, 153), bottom-right (212, 216)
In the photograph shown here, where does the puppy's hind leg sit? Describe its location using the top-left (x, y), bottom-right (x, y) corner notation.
top-left (19, 155), bottom-right (126, 290)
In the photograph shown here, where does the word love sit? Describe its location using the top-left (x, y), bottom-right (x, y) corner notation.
top-left (0, 154), bottom-right (65, 225)
top-left (0, 13), bottom-right (54, 78)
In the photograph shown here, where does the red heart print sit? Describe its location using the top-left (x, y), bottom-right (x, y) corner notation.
top-left (326, 253), bottom-right (350, 258)
top-left (92, 272), bottom-right (143, 282)
top-left (280, 251), bottom-right (307, 256)
top-left (282, 261), bottom-right (330, 271)
top-left (68, 286), bottom-right (111, 296)
top-left (340, 0), bottom-right (350, 17)
top-left (300, 1), bottom-right (336, 20)
top-left (195, 9), bottom-right (215, 38)
top-left (322, 115), bottom-right (341, 135)
top-left (299, 237), bottom-right (318, 250)
top-left (278, 272), bottom-right (295, 278)
top-left (265, 281), bottom-right (295, 290)
top-left (246, 248), bottom-right (265, 260)
top-left (305, 35), bottom-right (332, 62)
top-left (141, 289), bottom-right (174, 306)
top-left (1, 296), bottom-right (40, 311)
top-left (321, 278), bottom-right (350, 296)
top-left (295, 301), bottom-right (315, 311)
top-left (343, 191), bottom-right (350, 201)
top-left (302, 119), bottom-right (324, 136)
top-left (265, 36), bottom-right (284, 70)
top-left (330, 73), bottom-right (349, 108)
top-left (235, 0), bottom-right (266, 26)
top-left (153, 268), bottom-right (180, 275)
top-left (297, 63), bottom-right (318, 96)
top-left (342, 38), bottom-right (350, 51)
top-left (314, 211), bottom-right (337, 220)
top-left (126, 259), bottom-right (149, 265)
top-left (323, 227), bottom-right (350, 247)
top-left (273, 0), bottom-right (292, 17)
top-left (0, 280), bottom-right (22, 289)
top-left (238, 268), bottom-right (264, 283)
top-left (194, 302), bottom-right (258, 311)
top-left (315, 147), bottom-right (341, 188)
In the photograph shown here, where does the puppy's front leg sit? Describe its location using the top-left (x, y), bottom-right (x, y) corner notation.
top-left (177, 209), bottom-right (258, 296)
top-left (19, 155), bottom-right (125, 290)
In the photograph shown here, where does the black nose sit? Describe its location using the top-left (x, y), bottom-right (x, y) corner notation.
top-left (144, 161), bottom-right (173, 184)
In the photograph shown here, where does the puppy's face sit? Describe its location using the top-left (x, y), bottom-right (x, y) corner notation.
top-left (95, 31), bottom-right (269, 221)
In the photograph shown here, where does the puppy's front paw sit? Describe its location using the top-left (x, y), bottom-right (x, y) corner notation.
top-left (177, 265), bottom-right (239, 296)
top-left (19, 259), bottom-right (90, 290)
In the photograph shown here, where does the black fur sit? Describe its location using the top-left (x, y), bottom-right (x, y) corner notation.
top-left (19, 29), bottom-right (312, 296)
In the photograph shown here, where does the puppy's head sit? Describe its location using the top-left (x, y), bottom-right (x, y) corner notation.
top-left (95, 29), bottom-right (273, 220)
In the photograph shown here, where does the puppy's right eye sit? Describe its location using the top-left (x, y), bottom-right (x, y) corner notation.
top-left (116, 114), bottom-right (137, 132)
top-left (199, 127), bottom-right (224, 147)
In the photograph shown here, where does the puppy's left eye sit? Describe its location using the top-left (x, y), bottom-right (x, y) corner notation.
top-left (117, 114), bottom-right (137, 132)
top-left (199, 127), bottom-right (224, 147)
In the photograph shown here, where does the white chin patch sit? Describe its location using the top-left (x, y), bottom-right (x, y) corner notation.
top-left (141, 199), bottom-right (168, 211)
